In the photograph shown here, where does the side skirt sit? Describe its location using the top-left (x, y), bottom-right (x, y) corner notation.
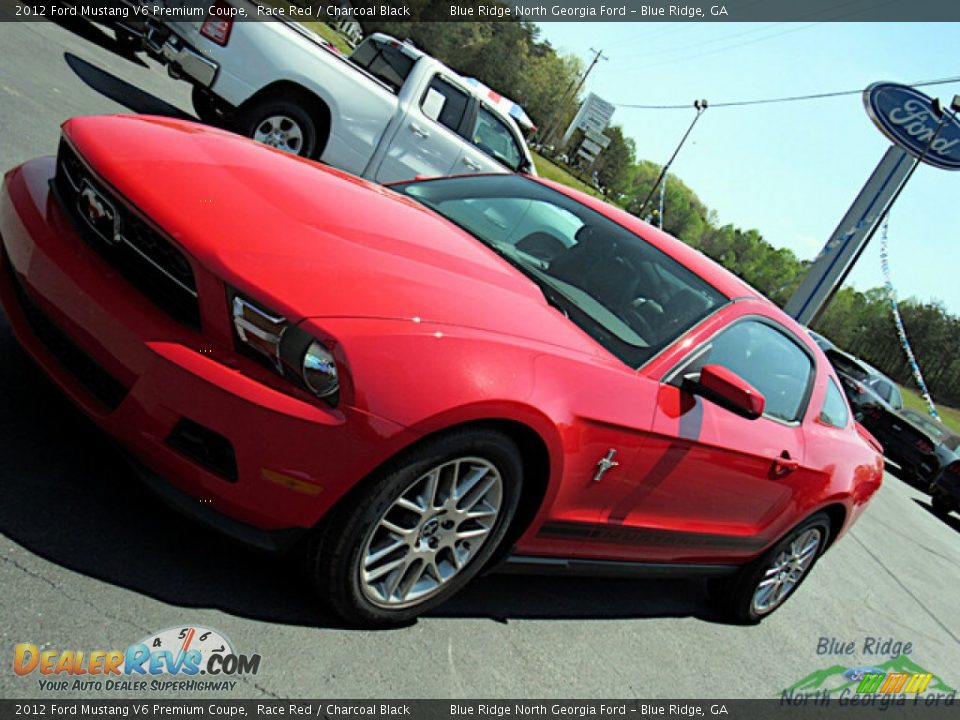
top-left (494, 555), bottom-right (740, 579)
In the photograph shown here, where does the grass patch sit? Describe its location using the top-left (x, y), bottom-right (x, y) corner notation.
top-left (258, 0), bottom-right (356, 54)
top-left (899, 385), bottom-right (960, 435)
top-left (301, 22), bottom-right (355, 55)
top-left (533, 153), bottom-right (606, 200)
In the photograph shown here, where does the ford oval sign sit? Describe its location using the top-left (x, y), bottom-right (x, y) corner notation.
top-left (864, 82), bottom-right (960, 171)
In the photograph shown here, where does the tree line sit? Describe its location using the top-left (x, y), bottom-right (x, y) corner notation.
top-left (352, 16), bottom-right (960, 410)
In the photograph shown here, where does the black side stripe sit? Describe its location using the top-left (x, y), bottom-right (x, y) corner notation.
top-left (537, 520), bottom-right (766, 551)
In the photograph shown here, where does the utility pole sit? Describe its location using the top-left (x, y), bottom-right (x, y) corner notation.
top-left (637, 99), bottom-right (708, 215)
top-left (542, 47), bottom-right (608, 149)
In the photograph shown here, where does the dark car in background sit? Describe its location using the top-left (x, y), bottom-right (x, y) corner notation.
top-left (931, 459), bottom-right (960, 517)
top-left (823, 348), bottom-right (941, 484)
top-left (900, 408), bottom-right (960, 484)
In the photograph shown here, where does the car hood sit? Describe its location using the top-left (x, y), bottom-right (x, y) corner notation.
top-left (63, 116), bottom-right (601, 355)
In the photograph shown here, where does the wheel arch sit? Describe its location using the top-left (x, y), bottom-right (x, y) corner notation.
top-left (314, 417), bottom-right (554, 554)
top-left (238, 81), bottom-right (334, 157)
top-left (817, 502), bottom-right (848, 550)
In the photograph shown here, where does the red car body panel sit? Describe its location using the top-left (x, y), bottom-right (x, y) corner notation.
top-left (0, 116), bottom-right (882, 567)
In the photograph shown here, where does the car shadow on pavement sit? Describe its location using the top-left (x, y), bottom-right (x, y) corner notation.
top-left (911, 499), bottom-right (960, 535)
top-left (884, 461), bottom-right (930, 492)
top-left (51, 17), bottom-right (147, 68)
top-left (0, 318), bottom-right (721, 630)
top-left (64, 52), bottom-right (190, 118)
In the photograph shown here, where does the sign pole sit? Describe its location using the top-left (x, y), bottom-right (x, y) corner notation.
top-left (783, 145), bottom-right (913, 326)
top-left (784, 84), bottom-right (960, 327)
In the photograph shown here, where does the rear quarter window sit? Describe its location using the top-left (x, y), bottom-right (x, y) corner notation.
top-left (820, 378), bottom-right (850, 429)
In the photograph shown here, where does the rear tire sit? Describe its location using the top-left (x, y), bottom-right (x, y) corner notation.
top-left (932, 495), bottom-right (953, 517)
top-left (712, 513), bottom-right (830, 624)
top-left (308, 429), bottom-right (524, 627)
top-left (238, 96), bottom-right (318, 158)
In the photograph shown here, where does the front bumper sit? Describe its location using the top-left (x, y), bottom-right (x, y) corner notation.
top-left (0, 158), bottom-right (407, 537)
top-left (145, 23), bottom-right (218, 87)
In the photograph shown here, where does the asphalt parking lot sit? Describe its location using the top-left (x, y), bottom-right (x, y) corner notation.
top-left (0, 19), bottom-right (958, 700)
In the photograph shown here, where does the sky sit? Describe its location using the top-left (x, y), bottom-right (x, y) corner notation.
top-left (537, 21), bottom-right (960, 316)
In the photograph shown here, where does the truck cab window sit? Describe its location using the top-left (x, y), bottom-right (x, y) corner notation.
top-left (349, 40), bottom-right (414, 93)
top-left (421, 77), bottom-right (469, 133)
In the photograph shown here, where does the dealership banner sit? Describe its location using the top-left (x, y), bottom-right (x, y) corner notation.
top-left (2, 700), bottom-right (959, 718)
top-left (5, 0), bottom-right (960, 23)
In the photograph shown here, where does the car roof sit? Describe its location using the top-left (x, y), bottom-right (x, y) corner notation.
top-left (825, 347), bottom-right (881, 377)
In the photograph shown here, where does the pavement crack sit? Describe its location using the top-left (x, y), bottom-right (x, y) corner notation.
top-left (870, 518), bottom-right (960, 569)
top-left (239, 675), bottom-right (282, 699)
top-left (0, 553), bottom-right (153, 637)
top-left (850, 531), bottom-right (960, 647)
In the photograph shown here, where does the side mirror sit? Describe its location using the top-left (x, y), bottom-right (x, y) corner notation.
top-left (683, 364), bottom-right (765, 420)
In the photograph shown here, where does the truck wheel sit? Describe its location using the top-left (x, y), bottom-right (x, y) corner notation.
top-left (308, 429), bottom-right (523, 627)
top-left (239, 98), bottom-right (317, 158)
top-left (712, 513), bottom-right (830, 625)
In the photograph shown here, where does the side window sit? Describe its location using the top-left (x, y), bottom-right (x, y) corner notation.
top-left (820, 378), bottom-right (850, 428)
top-left (349, 40), bottom-right (414, 93)
top-left (421, 76), bottom-right (469, 133)
top-left (471, 107), bottom-right (523, 171)
top-left (889, 384), bottom-right (903, 410)
top-left (678, 320), bottom-right (814, 423)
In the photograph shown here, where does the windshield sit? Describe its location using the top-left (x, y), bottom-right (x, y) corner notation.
top-left (394, 175), bottom-right (728, 368)
top-left (902, 409), bottom-right (948, 441)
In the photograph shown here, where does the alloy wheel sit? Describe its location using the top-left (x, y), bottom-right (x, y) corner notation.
top-left (359, 457), bottom-right (503, 608)
top-left (751, 527), bottom-right (822, 615)
top-left (254, 115), bottom-right (304, 154)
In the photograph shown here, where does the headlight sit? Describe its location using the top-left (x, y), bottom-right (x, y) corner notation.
top-left (302, 341), bottom-right (339, 399)
top-left (230, 291), bottom-right (340, 405)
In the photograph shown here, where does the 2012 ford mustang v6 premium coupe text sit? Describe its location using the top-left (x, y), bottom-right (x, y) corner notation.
top-left (0, 116), bottom-right (883, 626)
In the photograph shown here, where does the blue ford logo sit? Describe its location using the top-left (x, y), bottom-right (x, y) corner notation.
top-left (864, 82), bottom-right (960, 170)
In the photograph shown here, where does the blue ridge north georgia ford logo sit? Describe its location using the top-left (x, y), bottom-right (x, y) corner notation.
top-left (864, 82), bottom-right (960, 171)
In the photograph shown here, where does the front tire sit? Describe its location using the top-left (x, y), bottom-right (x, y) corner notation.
top-left (714, 513), bottom-right (830, 624)
top-left (310, 430), bottom-right (523, 627)
top-left (238, 97), bottom-right (317, 158)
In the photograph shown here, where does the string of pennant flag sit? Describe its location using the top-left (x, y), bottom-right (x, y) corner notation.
top-left (878, 218), bottom-right (940, 420)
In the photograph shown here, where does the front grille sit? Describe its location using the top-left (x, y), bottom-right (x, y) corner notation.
top-left (53, 140), bottom-right (201, 329)
top-left (4, 249), bottom-right (129, 411)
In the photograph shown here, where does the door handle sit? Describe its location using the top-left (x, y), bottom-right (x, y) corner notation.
top-left (409, 123), bottom-right (430, 139)
top-left (463, 158), bottom-right (481, 170)
top-left (772, 451), bottom-right (799, 476)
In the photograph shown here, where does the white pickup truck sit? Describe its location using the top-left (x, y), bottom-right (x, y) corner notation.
top-left (143, 5), bottom-right (535, 183)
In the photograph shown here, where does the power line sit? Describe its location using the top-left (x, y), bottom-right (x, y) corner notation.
top-left (614, 75), bottom-right (960, 110)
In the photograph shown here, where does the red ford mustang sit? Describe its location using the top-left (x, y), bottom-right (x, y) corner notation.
top-left (0, 116), bottom-right (883, 626)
